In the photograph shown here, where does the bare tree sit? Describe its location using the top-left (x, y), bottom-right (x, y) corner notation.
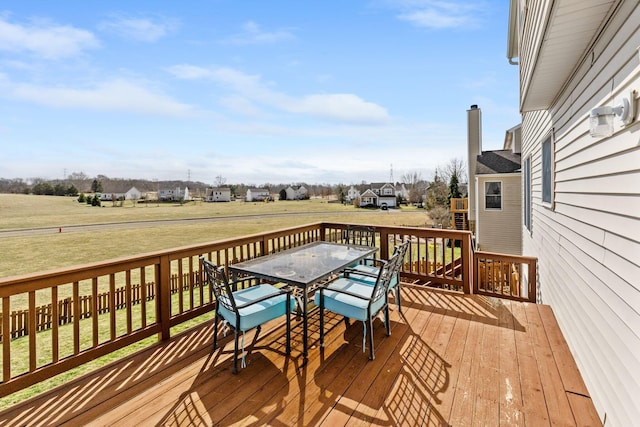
top-left (401, 171), bottom-right (427, 205)
top-left (214, 175), bottom-right (227, 187)
top-left (437, 158), bottom-right (467, 190)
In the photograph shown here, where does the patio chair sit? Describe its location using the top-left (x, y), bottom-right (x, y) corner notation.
top-left (200, 257), bottom-right (293, 374)
top-left (344, 225), bottom-right (376, 267)
top-left (341, 239), bottom-right (410, 313)
top-left (344, 224), bottom-right (376, 247)
top-left (314, 242), bottom-right (405, 360)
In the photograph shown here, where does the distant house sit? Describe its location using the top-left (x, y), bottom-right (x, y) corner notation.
top-left (507, 0), bottom-right (639, 423)
top-left (159, 187), bottom-right (189, 201)
top-left (347, 182), bottom-right (405, 208)
top-left (99, 186), bottom-right (142, 201)
top-left (467, 105), bottom-right (522, 255)
top-left (285, 185), bottom-right (308, 200)
top-left (205, 187), bottom-right (231, 202)
top-left (246, 188), bottom-right (270, 202)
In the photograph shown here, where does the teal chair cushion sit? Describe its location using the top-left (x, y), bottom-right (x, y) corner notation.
top-left (218, 284), bottom-right (295, 332)
top-left (314, 278), bottom-right (385, 322)
top-left (349, 265), bottom-right (399, 288)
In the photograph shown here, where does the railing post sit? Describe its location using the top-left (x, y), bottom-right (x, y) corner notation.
top-left (528, 258), bottom-right (537, 303)
top-left (320, 223), bottom-right (327, 241)
top-left (463, 232), bottom-right (473, 295)
top-left (260, 235), bottom-right (267, 256)
top-left (379, 229), bottom-right (389, 260)
top-left (157, 255), bottom-right (172, 341)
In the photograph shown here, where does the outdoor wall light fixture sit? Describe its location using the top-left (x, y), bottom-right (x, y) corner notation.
top-left (589, 90), bottom-right (636, 137)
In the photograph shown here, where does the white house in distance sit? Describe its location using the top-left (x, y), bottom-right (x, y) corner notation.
top-left (205, 187), bottom-right (231, 202)
top-left (507, 0), bottom-right (639, 424)
top-left (99, 186), bottom-right (142, 201)
top-left (159, 187), bottom-right (189, 202)
top-left (467, 105), bottom-right (522, 255)
top-left (347, 182), bottom-right (407, 208)
top-left (285, 185), bottom-right (308, 200)
top-left (246, 188), bottom-right (270, 202)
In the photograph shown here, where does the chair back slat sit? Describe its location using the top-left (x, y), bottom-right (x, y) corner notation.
top-left (200, 258), bottom-right (237, 312)
top-left (369, 239), bottom-right (409, 305)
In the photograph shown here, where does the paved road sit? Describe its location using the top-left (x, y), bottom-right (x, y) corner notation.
top-left (0, 210), bottom-right (404, 238)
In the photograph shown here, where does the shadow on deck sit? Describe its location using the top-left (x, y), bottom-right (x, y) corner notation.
top-left (0, 285), bottom-right (601, 426)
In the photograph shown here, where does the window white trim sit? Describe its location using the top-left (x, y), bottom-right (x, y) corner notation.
top-left (541, 133), bottom-right (555, 209)
top-left (484, 180), bottom-right (503, 211)
top-left (524, 155), bottom-right (532, 233)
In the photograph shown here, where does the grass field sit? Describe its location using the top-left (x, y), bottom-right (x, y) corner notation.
top-left (0, 194), bottom-right (430, 277)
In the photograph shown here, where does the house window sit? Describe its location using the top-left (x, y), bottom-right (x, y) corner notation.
top-left (485, 181), bottom-right (502, 210)
top-left (524, 156), bottom-right (531, 231)
top-left (542, 136), bottom-right (553, 204)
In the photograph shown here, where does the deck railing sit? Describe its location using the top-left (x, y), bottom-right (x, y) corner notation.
top-left (0, 222), bottom-right (535, 398)
top-left (474, 251), bottom-right (538, 303)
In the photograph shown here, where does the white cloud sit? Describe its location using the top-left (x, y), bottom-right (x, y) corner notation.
top-left (392, 1), bottom-right (482, 30)
top-left (3, 78), bottom-right (194, 117)
top-left (0, 16), bottom-right (99, 59)
top-left (168, 65), bottom-right (390, 124)
top-left (219, 95), bottom-right (264, 117)
top-left (222, 21), bottom-right (294, 45)
top-left (98, 16), bottom-right (178, 42)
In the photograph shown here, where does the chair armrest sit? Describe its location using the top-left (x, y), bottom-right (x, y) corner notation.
top-left (361, 258), bottom-right (387, 267)
top-left (342, 268), bottom-right (377, 279)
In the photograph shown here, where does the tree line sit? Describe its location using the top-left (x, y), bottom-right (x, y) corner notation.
top-left (0, 160), bottom-right (467, 215)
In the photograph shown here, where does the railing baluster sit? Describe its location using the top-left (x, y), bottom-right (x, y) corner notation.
top-left (109, 274), bottom-right (116, 340)
top-left (126, 270), bottom-right (132, 334)
top-left (52, 286), bottom-right (59, 363)
top-left (73, 282), bottom-right (80, 355)
top-left (28, 291), bottom-right (36, 372)
top-left (92, 278), bottom-right (99, 346)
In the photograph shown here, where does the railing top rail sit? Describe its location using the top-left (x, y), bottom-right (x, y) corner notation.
top-left (0, 222), bottom-right (325, 291)
top-left (321, 222), bottom-right (474, 238)
top-left (474, 250), bottom-right (538, 263)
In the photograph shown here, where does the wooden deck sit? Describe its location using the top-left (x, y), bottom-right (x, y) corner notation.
top-left (0, 285), bottom-right (601, 426)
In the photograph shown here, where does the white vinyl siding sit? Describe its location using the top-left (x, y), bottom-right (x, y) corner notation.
top-left (477, 175), bottom-right (522, 255)
top-left (518, 2), bottom-right (640, 424)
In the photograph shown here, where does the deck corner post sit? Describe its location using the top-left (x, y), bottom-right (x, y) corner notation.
top-left (528, 258), bottom-right (538, 303)
top-left (463, 232), bottom-right (473, 295)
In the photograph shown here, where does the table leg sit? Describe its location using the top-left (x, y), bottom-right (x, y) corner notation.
top-left (302, 285), bottom-right (308, 359)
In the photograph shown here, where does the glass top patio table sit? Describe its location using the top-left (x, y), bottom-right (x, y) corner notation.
top-left (229, 241), bottom-right (377, 287)
top-left (228, 241), bottom-right (377, 358)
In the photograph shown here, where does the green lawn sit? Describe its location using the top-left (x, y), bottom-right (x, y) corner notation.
top-left (1, 194), bottom-right (430, 277)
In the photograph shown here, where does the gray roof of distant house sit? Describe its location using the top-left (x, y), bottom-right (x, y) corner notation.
top-left (476, 150), bottom-right (521, 174)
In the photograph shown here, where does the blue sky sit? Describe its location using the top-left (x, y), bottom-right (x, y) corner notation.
top-left (0, 1), bottom-right (519, 185)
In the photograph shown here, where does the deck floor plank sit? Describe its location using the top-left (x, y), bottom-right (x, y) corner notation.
top-left (448, 304), bottom-right (484, 426)
top-left (0, 285), bottom-right (601, 427)
top-left (498, 300), bottom-right (525, 426)
top-left (525, 303), bottom-right (577, 426)
top-left (240, 315), bottom-right (366, 426)
top-left (348, 293), bottom-right (437, 426)
top-left (511, 301), bottom-right (551, 427)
